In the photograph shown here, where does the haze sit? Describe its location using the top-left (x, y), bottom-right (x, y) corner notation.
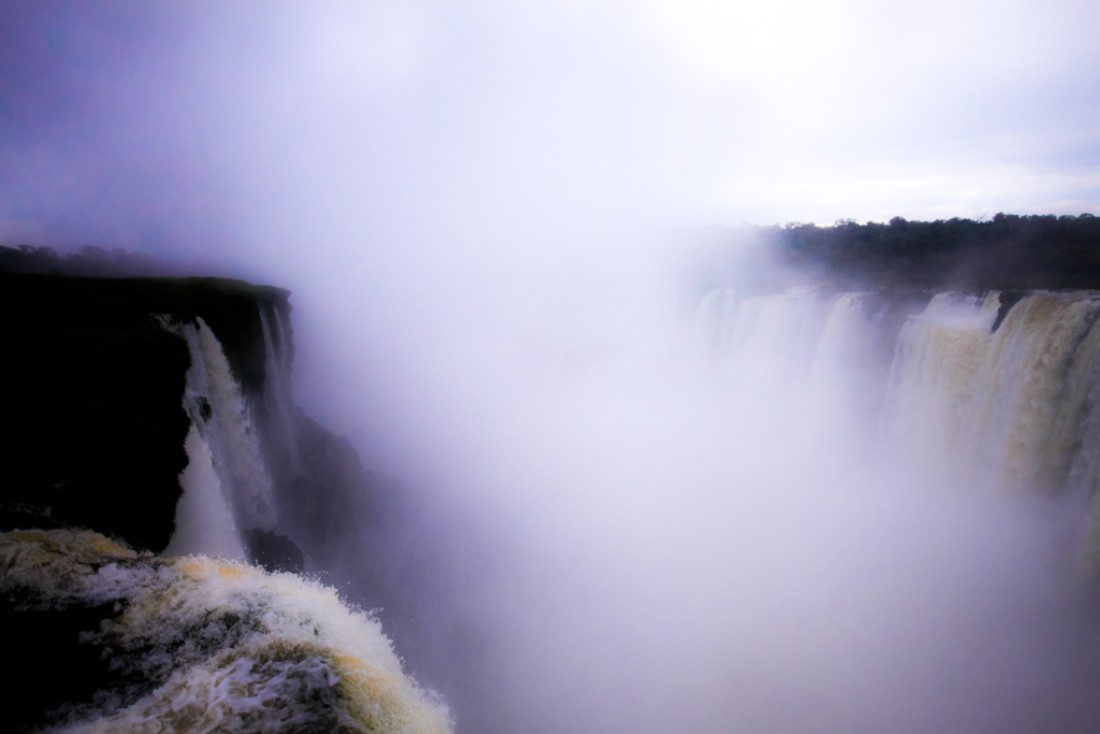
top-left (3, 2), bottom-right (1100, 732)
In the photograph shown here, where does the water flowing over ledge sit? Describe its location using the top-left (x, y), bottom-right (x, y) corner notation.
top-left (0, 272), bottom-right (453, 733)
top-left (0, 529), bottom-right (451, 733)
top-left (7, 267), bottom-right (1100, 732)
top-left (697, 286), bottom-right (1100, 579)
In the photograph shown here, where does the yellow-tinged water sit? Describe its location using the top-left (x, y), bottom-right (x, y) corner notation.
top-left (0, 529), bottom-right (452, 734)
top-left (701, 288), bottom-right (1100, 582)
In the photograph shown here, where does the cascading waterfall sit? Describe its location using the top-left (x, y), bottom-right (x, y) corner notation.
top-left (884, 291), bottom-right (1006, 488)
top-left (890, 290), bottom-right (1100, 579)
top-left (165, 424), bottom-right (246, 560)
top-left (699, 286), bottom-right (1100, 578)
top-left (888, 291), bottom-right (1100, 496)
top-left (166, 317), bottom-right (277, 558)
top-left (259, 304), bottom-right (302, 473)
top-left (4, 288), bottom-right (457, 734)
top-left (694, 287), bottom-right (891, 471)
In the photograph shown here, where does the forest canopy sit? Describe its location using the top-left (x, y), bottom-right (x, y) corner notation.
top-left (9, 212), bottom-right (1100, 291)
top-left (0, 244), bottom-right (169, 277)
top-left (756, 213), bottom-right (1100, 291)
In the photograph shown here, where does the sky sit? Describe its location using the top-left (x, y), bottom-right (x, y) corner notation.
top-left (1, 0), bottom-right (1098, 265)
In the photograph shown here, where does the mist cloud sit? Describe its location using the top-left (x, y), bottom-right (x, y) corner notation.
top-left (4, 2), bottom-right (1100, 731)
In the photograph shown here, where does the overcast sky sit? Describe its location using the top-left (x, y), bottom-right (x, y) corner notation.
top-left (3, 0), bottom-right (1098, 438)
top-left (1, 0), bottom-right (1098, 265)
top-left (6, 6), bottom-right (1100, 728)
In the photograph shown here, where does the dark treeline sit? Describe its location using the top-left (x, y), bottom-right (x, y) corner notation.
top-left (12, 212), bottom-right (1100, 290)
top-left (763, 213), bottom-right (1100, 290)
top-left (0, 244), bottom-right (175, 277)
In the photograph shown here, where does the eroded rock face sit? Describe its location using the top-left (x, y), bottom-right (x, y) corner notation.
top-left (0, 529), bottom-right (452, 734)
top-left (244, 528), bottom-right (305, 574)
top-left (0, 272), bottom-right (289, 552)
top-left (0, 270), bottom-right (389, 564)
top-left (0, 272), bottom-right (458, 730)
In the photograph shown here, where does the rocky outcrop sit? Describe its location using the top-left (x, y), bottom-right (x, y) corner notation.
top-left (0, 272), bottom-right (289, 552)
top-left (0, 271), bottom-right (454, 733)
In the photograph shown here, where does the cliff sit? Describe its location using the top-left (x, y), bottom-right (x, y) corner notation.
top-left (0, 272), bottom-right (289, 552)
top-left (0, 271), bottom-right (451, 733)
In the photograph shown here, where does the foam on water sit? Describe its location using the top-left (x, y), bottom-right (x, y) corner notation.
top-left (164, 424), bottom-right (247, 560)
top-left (0, 529), bottom-right (452, 734)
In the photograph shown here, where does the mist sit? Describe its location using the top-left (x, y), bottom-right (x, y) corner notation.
top-left (5, 1), bottom-right (1100, 731)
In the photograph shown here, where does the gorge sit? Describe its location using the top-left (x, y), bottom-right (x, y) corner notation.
top-left (0, 271), bottom-right (451, 733)
top-left (4, 257), bottom-right (1100, 732)
top-left (1, 1), bottom-right (1095, 731)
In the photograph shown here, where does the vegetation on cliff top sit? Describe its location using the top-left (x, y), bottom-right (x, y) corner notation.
top-left (692, 213), bottom-right (1100, 292)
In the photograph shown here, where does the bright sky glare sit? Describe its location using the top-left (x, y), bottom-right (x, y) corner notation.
top-left (0, 0), bottom-right (1097, 260)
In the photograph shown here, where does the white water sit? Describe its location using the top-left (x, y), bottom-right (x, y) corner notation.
top-left (424, 285), bottom-right (1100, 732)
top-left (168, 317), bottom-right (278, 558)
top-left (888, 292), bottom-right (1097, 494)
top-left (0, 529), bottom-right (451, 733)
top-left (676, 287), bottom-right (1100, 728)
top-left (700, 287), bottom-right (1100, 495)
top-left (161, 287), bottom-right (1100, 732)
top-left (701, 288), bottom-right (1100, 565)
top-left (164, 424), bottom-right (246, 561)
top-left (692, 288), bottom-right (889, 481)
top-left (259, 304), bottom-right (302, 473)
top-left (884, 290), bottom-right (1100, 576)
top-left (146, 313), bottom-right (452, 732)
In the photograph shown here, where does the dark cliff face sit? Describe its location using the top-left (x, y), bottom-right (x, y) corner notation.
top-left (0, 272), bottom-right (290, 552)
top-left (0, 271), bottom-right (452, 730)
top-left (0, 270), bottom-right (460, 717)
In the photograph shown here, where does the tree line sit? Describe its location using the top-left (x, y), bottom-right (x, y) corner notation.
top-left (0, 244), bottom-right (172, 277)
top-left (761, 213), bottom-right (1100, 290)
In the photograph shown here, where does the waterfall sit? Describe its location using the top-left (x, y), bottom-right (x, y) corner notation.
top-left (886, 291), bottom-right (1100, 496)
top-left (887, 290), bottom-right (1100, 577)
top-left (164, 424), bottom-right (247, 560)
top-left (699, 286), bottom-right (1100, 578)
top-left (259, 303), bottom-right (302, 473)
top-left (167, 317), bottom-right (278, 558)
top-left (695, 287), bottom-right (889, 469)
top-left (884, 291), bottom-right (1006, 488)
